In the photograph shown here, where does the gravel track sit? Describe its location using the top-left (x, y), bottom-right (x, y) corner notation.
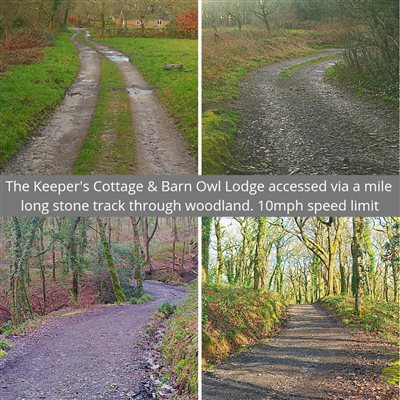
top-left (2, 30), bottom-right (100, 175)
top-left (230, 50), bottom-right (399, 175)
top-left (0, 282), bottom-right (186, 400)
top-left (203, 304), bottom-right (397, 400)
top-left (92, 42), bottom-right (196, 175)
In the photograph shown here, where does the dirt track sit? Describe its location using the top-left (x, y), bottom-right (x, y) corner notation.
top-left (3, 30), bottom-right (100, 175)
top-left (92, 42), bottom-right (196, 175)
top-left (0, 282), bottom-right (186, 400)
top-left (229, 51), bottom-right (399, 175)
top-left (203, 304), bottom-right (397, 400)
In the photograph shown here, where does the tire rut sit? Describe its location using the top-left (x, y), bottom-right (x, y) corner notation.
top-left (230, 50), bottom-right (399, 175)
top-left (92, 42), bottom-right (196, 175)
top-left (2, 29), bottom-right (101, 175)
top-left (0, 282), bottom-right (186, 400)
top-left (203, 304), bottom-right (397, 400)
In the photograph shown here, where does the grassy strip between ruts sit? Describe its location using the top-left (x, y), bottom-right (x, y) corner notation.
top-left (73, 55), bottom-right (136, 175)
top-left (95, 37), bottom-right (198, 155)
top-left (319, 296), bottom-right (399, 386)
top-left (160, 284), bottom-right (198, 397)
top-left (202, 26), bottom-right (346, 174)
top-left (279, 52), bottom-right (340, 79)
top-left (0, 31), bottom-right (79, 167)
top-left (202, 284), bottom-right (284, 368)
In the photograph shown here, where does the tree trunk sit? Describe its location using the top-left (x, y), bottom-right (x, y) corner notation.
top-left (339, 237), bottom-right (347, 295)
top-left (215, 218), bottom-right (223, 284)
top-left (352, 217), bottom-right (364, 316)
top-left (52, 243), bottom-right (57, 281)
top-left (202, 217), bottom-right (212, 282)
top-left (38, 226), bottom-right (46, 315)
top-left (9, 217), bottom-right (44, 325)
top-left (97, 218), bottom-right (126, 303)
top-left (171, 217), bottom-right (179, 272)
top-left (254, 217), bottom-right (267, 291)
top-left (130, 217), bottom-right (144, 297)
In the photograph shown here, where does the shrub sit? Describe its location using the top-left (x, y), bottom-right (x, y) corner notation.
top-left (129, 294), bottom-right (153, 304)
top-left (158, 302), bottom-right (177, 317)
top-left (0, 340), bottom-right (12, 351)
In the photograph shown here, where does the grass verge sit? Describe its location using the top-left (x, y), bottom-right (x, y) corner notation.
top-left (96, 37), bottom-right (198, 153)
top-left (325, 62), bottom-right (398, 104)
top-left (319, 296), bottom-right (399, 345)
top-left (0, 31), bottom-right (79, 166)
top-left (160, 284), bottom-right (198, 396)
top-left (0, 317), bottom-right (43, 337)
top-left (202, 284), bottom-right (284, 367)
top-left (73, 57), bottom-right (135, 174)
top-left (382, 360), bottom-right (399, 386)
top-left (202, 26), bottom-right (345, 174)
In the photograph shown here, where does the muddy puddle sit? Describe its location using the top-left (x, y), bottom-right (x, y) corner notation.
top-left (102, 50), bottom-right (130, 63)
top-left (127, 86), bottom-right (153, 96)
top-left (107, 54), bottom-right (129, 62)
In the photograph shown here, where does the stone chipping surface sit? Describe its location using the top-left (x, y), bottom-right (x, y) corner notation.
top-left (0, 282), bottom-right (186, 400)
top-left (229, 50), bottom-right (399, 175)
top-left (203, 304), bottom-right (397, 400)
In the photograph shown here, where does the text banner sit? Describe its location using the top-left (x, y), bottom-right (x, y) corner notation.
top-left (1, 176), bottom-right (398, 217)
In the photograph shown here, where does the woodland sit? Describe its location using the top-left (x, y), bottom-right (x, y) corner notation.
top-left (0, 217), bottom-right (197, 326)
top-left (202, 217), bottom-right (399, 362)
top-left (0, 0), bottom-right (198, 38)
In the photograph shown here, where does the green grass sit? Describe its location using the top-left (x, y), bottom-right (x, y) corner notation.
top-left (319, 296), bottom-right (399, 345)
top-left (160, 284), bottom-right (198, 396)
top-left (279, 53), bottom-right (340, 79)
top-left (0, 32), bottom-right (79, 166)
top-left (382, 360), bottom-right (399, 386)
top-left (202, 284), bottom-right (284, 367)
top-left (73, 57), bottom-right (135, 174)
top-left (96, 37), bottom-right (198, 154)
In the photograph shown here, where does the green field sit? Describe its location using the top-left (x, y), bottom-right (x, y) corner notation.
top-left (0, 32), bottom-right (79, 167)
top-left (97, 37), bottom-right (198, 153)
